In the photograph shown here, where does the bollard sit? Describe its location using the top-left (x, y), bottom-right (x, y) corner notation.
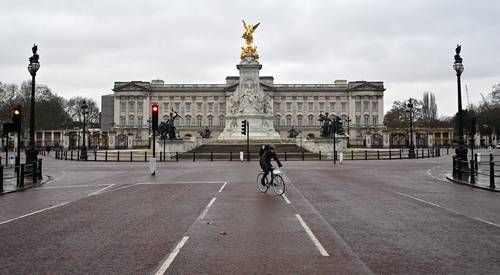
top-left (365, 150), bottom-right (368, 160)
top-left (19, 164), bottom-right (25, 188)
top-left (77, 150), bottom-right (80, 160)
top-left (105, 151), bottom-right (108, 162)
top-left (351, 150), bottom-right (354, 160)
top-left (285, 152), bottom-right (287, 161)
top-left (159, 152), bottom-right (162, 162)
top-left (117, 151), bottom-right (120, 162)
top-left (193, 152), bottom-right (196, 162)
top-left (377, 150), bottom-right (380, 160)
top-left (0, 165), bottom-right (3, 193)
top-left (145, 151), bottom-right (147, 162)
top-left (131, 151), bottom-right (134, 162)
top-left (210, 152), bottom-right (213, 161)
top-left (457, 159), bottom-right (462, 178)
top-left (470, 159), bottom-right (475, 184)
top-left (302, 151), bottom-right (304, 161)
top-left (490, 161), bottom-right (495, 189)
top-left (230, 152), bottom-right (232, 161)
top-left (71, 150), bottom-right (73, 160)
top-left (474, 154), bottom-right (478, 171)
top-left (400, 150), bottom-right (402, 159)
top-left (94, 150), bottom-right (97, 161)
top-left (38, 159), bottom-right (43, 180)
top-left (319, 151), bottom-right (322, 161)
top-left (176, 152), bottom-right (179, 162)
top-left (416, 150), bottom-right (418, 159)
top-left (389, 150), bottom-right (392, 159)
top-left (33, 162), bottom-right (38, 184)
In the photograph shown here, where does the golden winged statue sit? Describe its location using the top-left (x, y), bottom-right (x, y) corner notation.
top-left (240, 20), bottom-right (260, 60)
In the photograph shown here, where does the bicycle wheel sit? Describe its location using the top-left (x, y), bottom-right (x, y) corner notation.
top-left (257, 173), bottom-right (269, 193)
top-left (272, 175), bottom-right (285, 196)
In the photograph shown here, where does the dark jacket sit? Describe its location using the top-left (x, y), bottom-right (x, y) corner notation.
top-left (259, 149), bottom-right (282, 170)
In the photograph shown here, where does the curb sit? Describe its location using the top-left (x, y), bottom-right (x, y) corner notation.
top-left (445, 175), bottom-right (499, 193)
top-left (0, 175), bottom-right (51, 195)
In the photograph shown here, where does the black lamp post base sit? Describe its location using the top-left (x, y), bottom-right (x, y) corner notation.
top-left (80, 147), bottom-right (88, 160)
top-left (26, 147), bottom-right (38, 164)
top-left (408, 144), bottom-right (416, 159)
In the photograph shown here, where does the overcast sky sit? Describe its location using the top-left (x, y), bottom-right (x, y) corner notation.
top-left (1, 0), bottom-right (499, 116)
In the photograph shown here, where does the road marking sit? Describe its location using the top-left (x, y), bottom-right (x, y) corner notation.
top-left (295, 214), bottom-right (329, 256)
top-left (198, 197), bottom-right (216, 220)
top-left (0, 201), bottom-right (70, 226)
top-left (282, 194), bottom-right (291, 204)
top-left (154, 236), bottom-right (190, 275)
top-left (87, 184), bottom-right (115, 196)
top-left (35, 184), bottom-right (110, 189)
top-left (474, 217), bottom-right (500, 228)
top-left (218, 182), bottom-right (228, 193)
top-left (137, 181), bottom-right (225, 185)
top-left (394, 191), bottom-right (500, 228)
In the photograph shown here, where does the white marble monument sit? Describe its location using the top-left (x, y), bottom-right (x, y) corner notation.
top-left (218, 21), bottom-right (281, 141)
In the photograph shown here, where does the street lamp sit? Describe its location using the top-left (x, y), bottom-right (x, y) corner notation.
top-left (407, 99), bottom-right (416, 159)
top-left (453, 44), bottom-right (468, 166)
top-left (26, 44), bottom-right (40, 164)
top-left (80, 100), bottom-right (88, 160)
top-left (341, 115), bottom-right (351, 147)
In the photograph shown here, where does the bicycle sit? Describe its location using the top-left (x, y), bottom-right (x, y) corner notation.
top-left (257, 168), bottom-right (285, 195)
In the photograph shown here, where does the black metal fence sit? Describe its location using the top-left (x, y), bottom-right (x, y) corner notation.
top-left (453, 154), bottom-right (499, 190)
top-left (54, 148), bottom-right (443, 162)
top-left (0, 159), bottom-right (43, 193)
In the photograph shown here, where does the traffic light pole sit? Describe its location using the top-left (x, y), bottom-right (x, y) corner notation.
top-left (246, 120), bottom-right (250, 162)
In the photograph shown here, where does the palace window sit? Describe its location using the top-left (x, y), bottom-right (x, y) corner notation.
top-left (163, 102), bottom-right (169, 112)
top-left (355, 102), bottom-right (361, 112)
top-left (308, 115), bottom-right (314, 126)
top-left (175, 102), bottom-right (180, 111)
top-left (372, 101), bottom-right (378, 111)
top-left (275, 102), bottom-right (281, 111)
top-left (208, 116), bottom-right (213, 127)
top-left (208, 103), bottom-right (213, 112)
top-left (330, 102), bottom-right (336, 112)
top-left (274, 116), bottom-right (281, 127)
top-left (174, 118), bottom-right (180, 127)
top-left (185, 115), bottom-right (192, 127)
top-left (286, 115), bottom-right (292, 127)
top-left (137, 102), bottom-right (143, 113)
top-left (129, 115), bottom-right (134, 127)
top-left (355, 116), bottom-right (360, 126)
top-left (297, 115), bottom-right (303, 127)
top-left (297, 102), bottom-right (303, 112)
top-left (363, 101), bottom-right (369, 111)
top-left (120, 102), bottom-right (126, 112)
top-left (137, 116), bottom-right (143, 128)
top-left (219, 103), bottom-right (225, 112)
top-left (185, 103), bottom-right (191, 112)
top-left (342, 102), bottom-right (347, 112)
top-left (120, 116), bottom-right (126, 127)
top-left (364, 115), bottom-right (369, 126)
top-left (197, 116), bottom-right (202, 127)
top-left (286, 102), bottom-right (291, 112)
top-left (372, 116), bottom-right (378, 126)
top-left (197, 102), bottom-right (202, 112)
top-left (219, 115), bottom-right (225, 127)
top-left (319, 102), bottom-right (325, 112)
top-left (129, 102), bottom-right (135, 111)
top-left (308, 102), bottom-right (314, 112)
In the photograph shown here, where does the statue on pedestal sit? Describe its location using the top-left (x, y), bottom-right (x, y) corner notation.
top-left (199, 126), bottom-right (211, 139)
top-left (288, 126), bottom-right (298, 138)
top-left (240, 20), bottom-right (260, 60)
top-left (159, 109), bottom-right (181, 140)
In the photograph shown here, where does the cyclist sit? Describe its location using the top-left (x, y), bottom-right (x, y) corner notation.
top-left (259, 144), bottom-right (283, 186)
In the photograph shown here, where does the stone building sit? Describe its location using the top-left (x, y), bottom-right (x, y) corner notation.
top-left (104, 76), bottom-right (386, 148)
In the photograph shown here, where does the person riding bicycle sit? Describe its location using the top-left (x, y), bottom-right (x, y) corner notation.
top-left (259, 144), bottom-right (283, 186)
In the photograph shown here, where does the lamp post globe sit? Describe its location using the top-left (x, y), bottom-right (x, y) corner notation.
top-left (453, 44), bottom-right (468, 170)
top-left (80, 100), bottom-right (89, 160)
top-left (407, 99), bottom-right (416, 159)
top-left (26, 44), bottom-right (40, 164)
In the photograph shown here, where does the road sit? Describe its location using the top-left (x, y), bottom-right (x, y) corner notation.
top-left (1, 152), bottom-right (500, 274)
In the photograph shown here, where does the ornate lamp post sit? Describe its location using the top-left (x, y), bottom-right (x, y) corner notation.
top-left (26, 44), bottom-right (40, 164)
top-left (80, 100), bottom-right (88, 160)
top-left (453, 44), bottom-right (468, 166)
top-left (407, 99), bottom-right (416, 159)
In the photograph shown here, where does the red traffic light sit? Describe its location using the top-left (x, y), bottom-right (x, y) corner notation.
top-left (12, 108), bottom-right (20, 116)
top-left (152, 105), bottom-right (159, 112)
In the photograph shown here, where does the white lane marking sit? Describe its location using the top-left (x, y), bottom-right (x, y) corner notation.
top-left (282, 194), bottom-right (291, 204)
top-left (35, 184), bottom-right (110, 189)
top-left (0, 201), bottom-right (70, 226)
top-left (394, 191), bottom-right (462, 215)
top-left (394, 191), bottom-right (500, 228)
top-left (474, 217), bottom-right (500, 228)
top-left (104, 183), bottom-right (140, 193)
top-left (154, 236), bottom-right (190, 275)
top-left (137, 181), bottom-right (225, 185)
top-left (218, 182), bottom-right (228, 193)
top-left (198, 197), bottom-right (217, 220)
top-left (295, 214), bottom-right (329, 256)
top-left (87, 184), bottom-right (115, 196)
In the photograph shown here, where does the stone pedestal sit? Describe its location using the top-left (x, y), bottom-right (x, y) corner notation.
top-left (155, 139), bottom-right (200, 157)
top-left (299, 135), bottom-right (348, 159)
top-left (218, 53), bottom-right (280, 141)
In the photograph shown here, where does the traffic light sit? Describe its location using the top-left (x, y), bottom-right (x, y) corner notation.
top-left (241, 120), bottom-right (247, 135)
top-left (152, 104), bottom-right (159, 131)
top-left (11, 106), bottom-right (21, 131)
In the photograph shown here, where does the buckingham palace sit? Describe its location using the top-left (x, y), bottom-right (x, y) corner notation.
top-left (101, 77), bottom-right (386, 148)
